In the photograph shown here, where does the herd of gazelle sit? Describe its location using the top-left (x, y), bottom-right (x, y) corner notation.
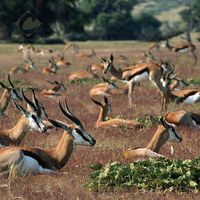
top-left (0, 39), bottom-right (197, 174)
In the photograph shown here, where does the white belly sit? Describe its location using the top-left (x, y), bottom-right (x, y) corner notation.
top-left (178, 48), bottom-right (189, 53)
top-left (184, 92), bottom-right (200, 104)
top-left (131, 72), bottom-right (149, 82)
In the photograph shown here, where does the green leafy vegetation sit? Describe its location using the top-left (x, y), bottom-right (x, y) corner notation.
top-left (87, 157), bottom-right (200, 192)
top-left (186, 78), bottom-right (200, 86)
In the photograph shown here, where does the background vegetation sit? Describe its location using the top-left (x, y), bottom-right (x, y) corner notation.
top-left (1, 0), bottom-right (200, 42)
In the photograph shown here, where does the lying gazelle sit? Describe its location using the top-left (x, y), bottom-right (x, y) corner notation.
top-left (134, 51), bottom-right (155, 64)
top-left (76, 49), bottom-right (96, 58)
top-left (69, 66), bottom-right (99, 82)
top-left (164, 110), bottom-right (200, 128)
top-left (91, 97), bottom-right (143, 129)
top-left (0, 74), bottom-right (23, 117)
top-left (162, 39), bottom-right (197, 66)
top-left (0, 99), bottom-right (96, 174)
top-left (90, 63), bottom-right (104, 74)
top-left (56, 52), bottom-right (71, 68)
top-left (101, 54), bottom-right (171, 108)
top-left (42, 57), bottom-right (59, 75)
top-left (40, 80), bottom-right (66, 98)
top-left (9, 55), bottom-right (35, 74)
top-left (160, 65), bottom-right (200, 110)
top-left (122, 115), bottom-right (182, 162)
top-left (0, 88), bottom-right (46, 147)
top-left (89, 77), bottom-right (118, 97)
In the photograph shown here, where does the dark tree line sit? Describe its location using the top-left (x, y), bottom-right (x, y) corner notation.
top-left (0, 0), bottom-right (200, 42)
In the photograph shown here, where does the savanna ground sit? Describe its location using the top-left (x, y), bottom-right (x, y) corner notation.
top-left (0, 40), bottom-right (200, 199)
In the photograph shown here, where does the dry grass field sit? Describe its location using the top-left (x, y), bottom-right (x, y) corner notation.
top-left (0, 40), bottom-right (200, 199)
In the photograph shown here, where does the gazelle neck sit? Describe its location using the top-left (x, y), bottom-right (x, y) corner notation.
top-left (46, 130), bottom-right (75, 169)
top-left (25, 63), bottom-right (30, 71)
top-left (146, 126), bottom-right (169, 153)
top-left (109, 64), bottom-right (123, 80)
top-left (3, 115), bottom-right (30, 145)
top-left (165, 40), bottom-right (174, 51)
top-left (96, 106), bottom-right (108, 127)
top-left (51, 84), bottom-right (60, 92)
top-left (0, 90), bottom-right (11, 113)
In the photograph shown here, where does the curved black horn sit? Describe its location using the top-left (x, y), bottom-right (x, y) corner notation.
top-left (102, 77), bottom-right (109, 83)
top-left (8, 74), bottom-right (15, 88)
top-left (166, 64), bottom-right (175, 80)
top-left (58, 99), bottom-right (81, 125)
top-left (21, 87), bottom-right (37, 112)
top-left (28, 87), bottom-right (40, 110)
top-left (47, 80), bottom-right (55, 85)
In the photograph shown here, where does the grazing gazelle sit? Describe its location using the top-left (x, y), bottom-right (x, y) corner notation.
top-left (146, 43), bottom-right (160, 54)
top-left (89, 77), bottom-right (118, 97)
top-left (0, 74), bottom-right (23, 117)
top-left (101, 54), bottom-right (171, 108)
top-left (40, 80), bottom-right (66, 98)
top-left (0, 88), bottom-right (46, 147)
top-left (56, 52), bottom-right (71, 68)
top-left (122, 116), bottom-right (182, 162)
top-left (9, 55), bottom-right (35, 74)
top-left (165, 110), bottom-right (200, 128)
top-left (162, 39), bottom-right (197, 65)
top-left (42, 57), bottom-right (59, 75)
top-left (69, 66), bottom-right (99, 82)
top-left (91, 97), bottom-right (143, 129)
top-left (0, 99), bottom-right (96, 174)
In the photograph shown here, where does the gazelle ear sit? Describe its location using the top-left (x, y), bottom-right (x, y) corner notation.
top-left (0, 82), bottom-right (9, 91)
top-left (150, 115), bottom-right (160, 127)
top-left (160, 117), bottom-right (169, 130)
top-left (104, 96), bottom-right (108, 105)
top-left (110, 54), bottom-right (114, 63)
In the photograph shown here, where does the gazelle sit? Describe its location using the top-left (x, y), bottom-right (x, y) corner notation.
top-left (146, 43), bottom-right (160, 54)
top-left (9, 55), bottom-right (35, 74)
top-left (165, 110), bottom-right (200, 128)
top-left (91, 97), bottom-right (143, 129)
top-left (162, 39), bottom-right (197, 65)
top-left (76, 50), bottom-right (96, 58)
top-left (69, 66), bottom-right (99, 82)
top-left (40, 80), bottom-right (66, 98)
top-left (89, 77), bottom-right (118, 97)
top-left (160, 65), bottom-right (200, 110)
top-left (101, 54), bottom-right (171, 108)
top-left (90, 63), bottom-right (104, 74)
top-left (0, 99), bottom-right (96, 174)
top-left (0, 74), bottom-right (23, 117)
top-left (56, 52), bottom-right (71, 68)
top-left (134, 51), bottom-right (155, 64)
top-left (42, 57), bottom-right (59, 75)
top-left (63, 42), bottom-right (77, 52)
top-left (0, 88), bottom-right (46, 146)
top-left (122, 115), bottom-right (182, 162)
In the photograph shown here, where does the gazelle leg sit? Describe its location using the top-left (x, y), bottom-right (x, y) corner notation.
top-left (128, 82), bottom-right (135, 109)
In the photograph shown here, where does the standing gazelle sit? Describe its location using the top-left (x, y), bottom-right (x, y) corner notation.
top-left (122, 116), bottom-right (182, 162)
top-left (0, 99), bottom-right (96, 174)
top-left (0, 74), bottom-right (23, 117)
top-left (162, 39), bottom-right (197, 66)
top-left (91, 97), bottom-right (143, 129)
top-left (0, 88), bottom-right (46, 146)
top-left (101, 54), bottom-right (171, 108)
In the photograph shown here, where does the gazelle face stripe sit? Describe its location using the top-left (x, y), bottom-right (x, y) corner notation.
top-left (73, 125), bottom-right (96, 146)
top-left (103, 63), bottom-right (111, 74)
top-left (29, 113), bottom-right (46, 133)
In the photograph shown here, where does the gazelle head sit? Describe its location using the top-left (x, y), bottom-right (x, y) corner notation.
top-left (24, 55), bottom-right (35, 69)
top-left (100, 54), bottom-right (114, 74)
top-left (102, 77), bottom-right (118, 89)
top-left (47, 80), bottom-right (66, 91)
top-left (91, 97), bottom-right (111, 115)
top-left (48, 99), bottom-right (96, 146)
top-left (26, 87), bottom-right (48, 118)
top-left (18, 45), bottom-right (24, 52)
top-left (0, 74), bottom-right (23, 101)
top-left (13, 88), bottom-right (47, 133)
top-left (143, 51), bottom-right (155, 62)
top-left (49, 57), bottom-right (59, 70)
top-left (150, 115), bottom-right (182, 144)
